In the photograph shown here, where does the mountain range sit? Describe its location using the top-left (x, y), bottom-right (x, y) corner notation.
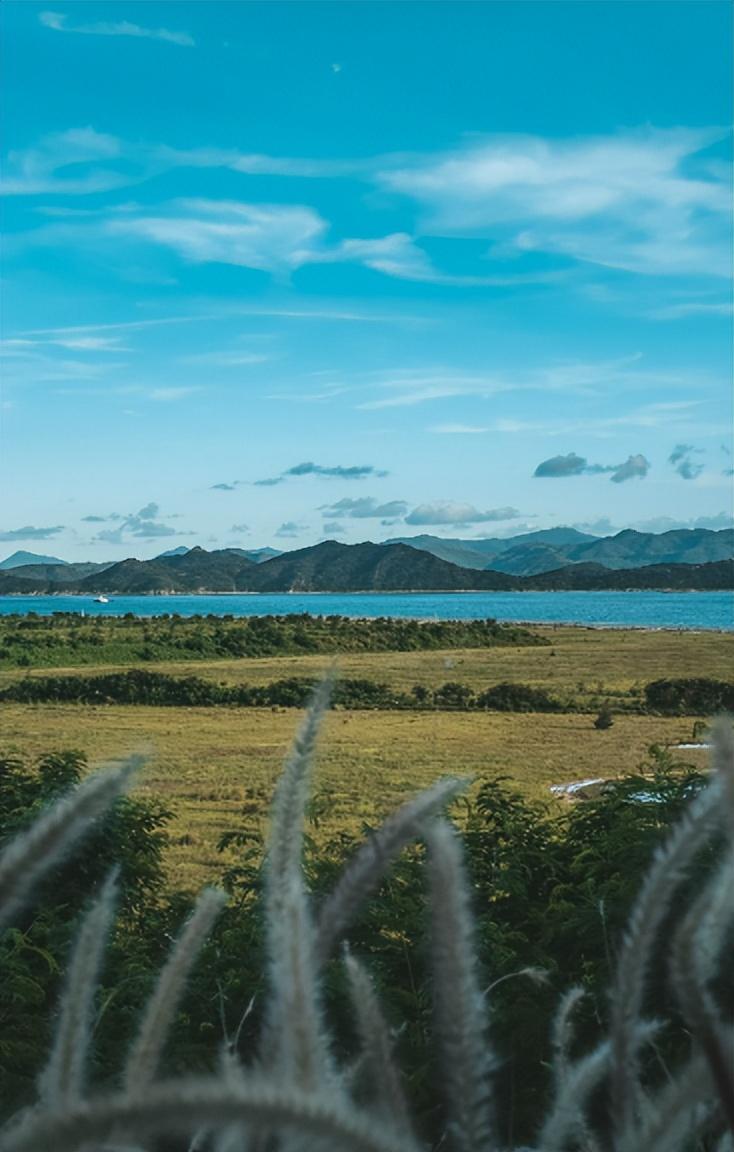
top-left (0, 531), bottom-right (731, 595)
top-left (386, 527), bottom-right (734, 575)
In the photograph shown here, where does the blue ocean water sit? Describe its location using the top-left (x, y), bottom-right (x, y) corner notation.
top-left (0, 591), bottom-right (732, 630)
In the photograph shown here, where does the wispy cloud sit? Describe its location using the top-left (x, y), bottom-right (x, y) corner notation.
top-left (0, 525), bottom-right (64, 541)
top-left (429, 401), bottom-right (702, 437)
top-left (256, 461), bottom-right (388, 486)
top-left (669, 443), bottom-right (705, 480)
top-left (147, 387), bottom-right (199, 402)
top-left (404, 502), bottom-right (522, 526)
top-left (275, 521), bottom-right (306, 539)
top-left (319, 498), bottom-right (408, 519)
top-left (2, 127), bottom-right (129, 196)
top-left (7, 124), bottom-right (729, 285)
top-left (648, 301), bottom-right (734, 320)
top-left (39, 11), bottom-right (195, 47)
top-left (357, 357), bottom-right (700, 412)
top-left (377, 127), bottom-right (731, 277)
top-left (107, 199), bottom-right (328, 275)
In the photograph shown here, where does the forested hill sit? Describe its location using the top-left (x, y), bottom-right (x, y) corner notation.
top-left (0, 541), bottom-right (732, 593)
top-left (388, 527), bottom-right (734, 576)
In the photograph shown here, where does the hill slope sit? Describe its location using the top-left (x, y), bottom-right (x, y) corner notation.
top-left (239, 541), bottom-right (517, 592)
top-left (0, 550), bottom-right (67, 570)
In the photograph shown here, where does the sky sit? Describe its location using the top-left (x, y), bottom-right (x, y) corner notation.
top-left (1, 0), bottom-right (733, 562)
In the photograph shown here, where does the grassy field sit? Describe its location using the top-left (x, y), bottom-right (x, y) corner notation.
top-left (2, 622), bottom-right (729, 888)
top-left (0, 701), bottom-right (709, 890)
top-left (1, 623), bottom-right (731, 705)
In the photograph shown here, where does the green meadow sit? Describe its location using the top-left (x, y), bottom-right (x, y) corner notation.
top-left (1, 619), bottom-right (729, 889)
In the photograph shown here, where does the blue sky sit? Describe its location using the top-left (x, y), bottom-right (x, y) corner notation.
top-left (1, 0), bottom-right (732, 561)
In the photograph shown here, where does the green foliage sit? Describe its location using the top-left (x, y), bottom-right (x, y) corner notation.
top-left (0, 670), bottom-right (567, 713)
top-left (0, 751), bottom-right (173, 1107)
top-left (0, 738), bottom-right (726, 1146)
top-left (593, 702), bottom-right (614, 729)
top-left (476, 681), bottom-right (564, 712)
top-left (0, 612), bottom-right (547, 670)
top-left (644, 676), bottom-right (734, 715)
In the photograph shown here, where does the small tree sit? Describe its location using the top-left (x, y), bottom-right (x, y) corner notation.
top-left (594, 702), bottom-right (614, 730)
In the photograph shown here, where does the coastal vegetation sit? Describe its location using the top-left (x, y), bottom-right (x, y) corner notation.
top-left (0, 613), bottom-right (545, 670)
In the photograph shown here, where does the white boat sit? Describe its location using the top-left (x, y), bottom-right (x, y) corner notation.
top-left (93, 595), bottom-right (110, 604)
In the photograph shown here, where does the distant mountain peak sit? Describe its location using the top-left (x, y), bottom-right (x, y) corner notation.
top-left (156, 546), bottom-right (191, 558)
top-left (0, 550), bottom-right (68, 570)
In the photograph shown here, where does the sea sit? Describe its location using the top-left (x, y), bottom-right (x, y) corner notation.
top-left (0, 591), bottom-right (732, 631)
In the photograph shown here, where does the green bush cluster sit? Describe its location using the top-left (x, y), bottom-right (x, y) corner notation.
top-left (0, 613), bottom-right (547, 669)
top-left (644, 676), bottom-right (734, 715)
top-left (0, 671), bottom-right (566, 713)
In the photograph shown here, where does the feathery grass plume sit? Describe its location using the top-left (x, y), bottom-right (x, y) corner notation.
top-left (315, 775), bottom-right (467, 965)
top-left (710, 718), bottom-right (734, 826)
top-left (37, 870), bottom-right (119, 1109)
top-left (609, 763), bottom-right (725, 1138)
top-left (0, 755), bottom-right (141, 929)
top-left (547, 986), bottom-right (604, 1152)
top-left (343, 947), bottom-right (414, 1136)
top-left (539, 1021), bottom-right (662, 1152)
top-left (550, 985), bottom-right (586, 1091)
top-left (426, 819), bottom-right (496, 1152)
top-left (617, 1048), bottom-right (725, 1152)
top-left (211, 1048), bottom-right (249, 1152)
top-left (259, 678), bottom-right (337, 1090)
top-left (125, 886), bottom-right (226, 1097)
top-left (0, 1077), bottom-right (425, 1152)
top-left (266, 672), bottom-right (334, 902)
top-left (669, 847), bottom-right (734, 1131)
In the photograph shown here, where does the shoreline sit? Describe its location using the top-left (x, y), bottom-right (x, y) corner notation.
top-left (0, 587), bottom-right (730, 598)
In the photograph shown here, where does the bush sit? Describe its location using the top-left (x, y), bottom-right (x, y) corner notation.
top-left (476, 681), bottom-right (563, 712)
top-left (594, 703), bottom-right (614, 729)
top-left (644, 677), bottom-right (734, 715)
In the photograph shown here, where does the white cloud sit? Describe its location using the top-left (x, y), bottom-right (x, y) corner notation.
top-left (147, 387), bottom-right (199, 402)
top-left (107, 200), bottom-right (328, 274)
top-left (320, 498), bottom-right (408, 519)
top-left (39, 11), bottom-right (194, 47)
top-left (648, 301), bottom-right (734, 320)
top-left (405, 502), bottom-right (522, 526)
top-left (377, 127), bottom-right (731, 277)
top-left (6, 124), bottom-right (729, 285)
top-left (358, 357), bottom-right (704, 412)
top-left (3, 127), bottom-right (128, 196)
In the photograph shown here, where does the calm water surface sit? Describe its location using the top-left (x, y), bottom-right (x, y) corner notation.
top-left (0, 592), bottom-right (731, 630)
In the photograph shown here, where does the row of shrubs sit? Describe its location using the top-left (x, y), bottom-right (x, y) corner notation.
top-left (0, 670), bottom-right (564, 712)
top-left (2, 669), bottom-right (732, 715)
top-left (0, 612), bottom-right (547, 666)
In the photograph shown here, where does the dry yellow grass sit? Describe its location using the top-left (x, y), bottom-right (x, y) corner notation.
top-left (0, 701), bottom-right (708, 890)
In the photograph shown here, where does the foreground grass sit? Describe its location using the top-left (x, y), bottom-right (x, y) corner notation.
top-left (0, 702), bottom-right (706, 890)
